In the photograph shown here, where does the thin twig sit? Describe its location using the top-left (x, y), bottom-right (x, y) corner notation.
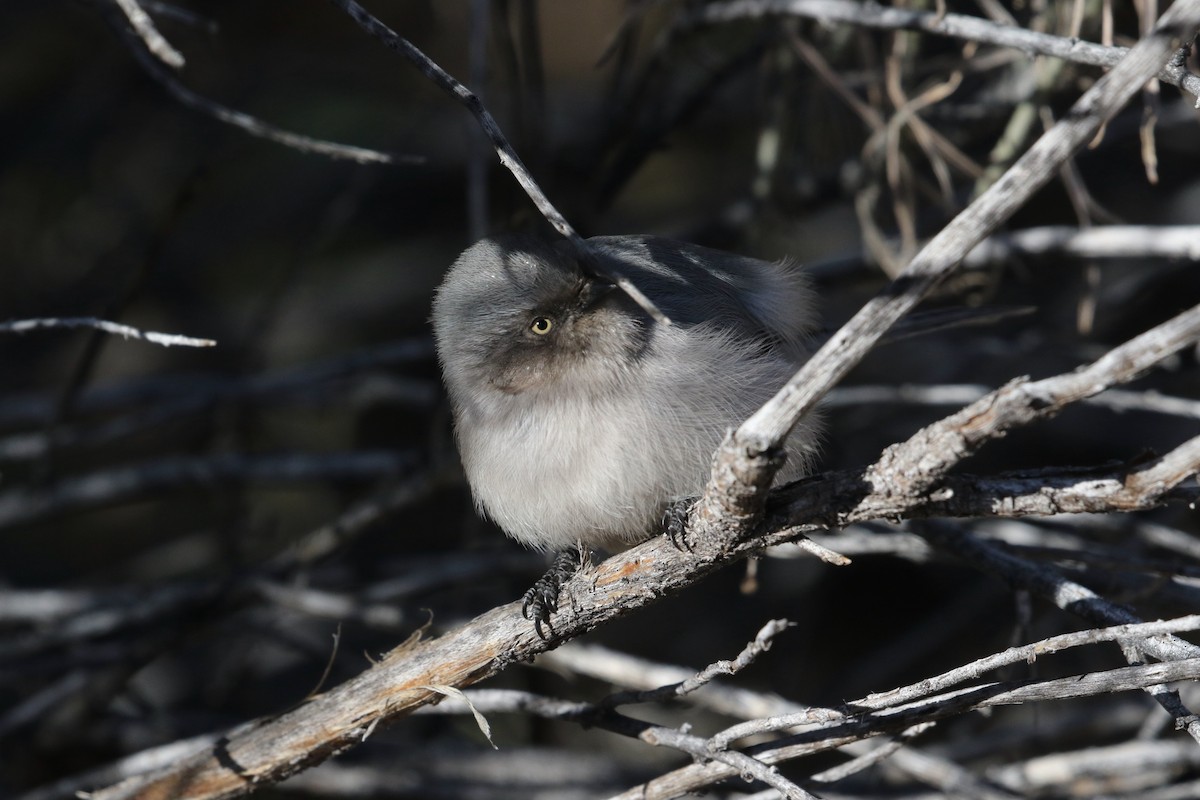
top-left (808, 723), bottom-right (936, 784)
top-left (0, 317), bottom-right (215, 348)
top-left (110, 0), bottom-right (184, 68)
top-left (807, 224), bottom-right (1200, 280)
top-left (688, 0), bottom-right (1200, 102)
top-left (638, 725), bottom-right (818, 800)
top-left (540, 642), bottom-right (823, 722)
top-left (602, 618), bottom-right (792, 707)
top-left (612, 659), bottom-right (1200, 799)
top-left (0, 339), bottom-right (436, 459)
top-left (705, 615), bottom-right (1200, 749)
top-left (328, 0), bottom-right (669, 325)
top-left (100, 3), bottom-right (409, 164)
top-left (921, 522), bottom-right (1200, 742)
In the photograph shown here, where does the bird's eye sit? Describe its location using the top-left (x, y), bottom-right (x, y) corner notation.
top-left (530, 316), bottom-right (554, 335)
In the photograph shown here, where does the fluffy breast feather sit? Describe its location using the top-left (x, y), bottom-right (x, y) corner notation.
top-left (455, 321), bottom-right (818, 551)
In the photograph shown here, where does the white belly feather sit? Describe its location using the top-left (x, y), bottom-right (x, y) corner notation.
top-left (456, 324), bottom-right (817, 551)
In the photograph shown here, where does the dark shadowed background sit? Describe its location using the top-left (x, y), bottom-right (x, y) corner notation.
top-left (3, 1), bottom-right (1200, 797)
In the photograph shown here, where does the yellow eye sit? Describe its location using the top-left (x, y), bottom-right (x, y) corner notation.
top-left (530, 316), bottom-right (554, 335)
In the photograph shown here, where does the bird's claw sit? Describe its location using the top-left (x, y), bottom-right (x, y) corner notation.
top-left (521, 548), bottom-right (584, 639)
top-left (663, 498), bottom-right (696, 551)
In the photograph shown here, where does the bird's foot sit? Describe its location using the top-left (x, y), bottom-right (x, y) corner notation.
top-left (522, 546), bottom-right (586, 638)
top-left (663, 498), bottom-right (697, 551)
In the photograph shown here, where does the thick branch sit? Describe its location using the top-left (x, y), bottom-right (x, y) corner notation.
top-left (826, 383), bottom-right (1200, 421)
top-left (770, 438), bottom-right (1200, 530)
top-left (85, 453), bottom-right (1198, 800)
top-left (697, 0), bottom-right (1200, 537)
top-left (73, 7), bottom-right (1200, 798)
top-left (866, 301), bottom-right (1200, 497)
top-left (963, 224), bottom-right (1200, 265)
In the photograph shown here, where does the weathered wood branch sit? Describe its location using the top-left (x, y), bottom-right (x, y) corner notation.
top-left (698, 0), bottom-right (1200, 540)
top-left (689, 0), bottom-right (1200, 101)
top-left (86, 440), bottom-right (1200, 800)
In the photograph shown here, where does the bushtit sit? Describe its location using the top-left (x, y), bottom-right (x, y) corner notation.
top-left (432, 235), bottom-right (820, 629)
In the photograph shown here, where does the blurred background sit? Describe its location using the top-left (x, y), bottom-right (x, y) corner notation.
top-left (3, 1), bottom-right (1200, 797)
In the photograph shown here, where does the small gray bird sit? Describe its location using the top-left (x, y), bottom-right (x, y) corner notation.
top-left (432, 235), bottom-right (821, 629)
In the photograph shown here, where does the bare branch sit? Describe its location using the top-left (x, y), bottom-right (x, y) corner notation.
top-left (922, 523), bottom-right (1200, 662)
top-left (0, 338), bottom-right (434, 431)
top-left (601, 618), bottom-right (792, 708)
top-left (964, 224), bottom-right (1200, 265)
top-left (989, 740), bottom-right (1200, 795)
top-left (420, 688), bottom-right (820, 799)
top-left (0, 339), bottom-right (435, 461)
top-left (612, 659), bottom-right (1200, 799)
top-left (136, 2), bottom-right (217, 33)
top-left (99, 3), bottom-right (411, 164)
top-left (809, 223), bottom-right (1200, 280)
top-left (922, 521), bottom-right (1200, 742)
top-left (0, 317), bottom-right (215, 348)
top-left (326, 0), bottom-right (670, 325)
top-left (866, 301), bottom-right (1200, 498)
top-left (877, 741), bottom-right (1024, 800)
top-left (82, 451), bottom-right (1199, 800)
top-left (771, 437), bottom-right (1200, 528)
top-left (697, 0), bottom-right (1200, 542)
top-left (450, 618), bottom-right (1200, 799)
top-left (0, 469), bottom-right (453, 668)
top-left (688, 0), bottom-right (1200, 102)
top-left (540, 641), bottom-right (821, 722)
top-left (807, 723), bottom-right (936, 784)
top-left (15, 735), bottom-right (222, 800)
top-left (110, 0), bottom-right (184, 68)
top-left (707, 615), bottom-right (1200, 750)
top-left (637, 725), bottom-right (818, 800)
top-left (858, 614), bottom-right (1200, 712)
top-left (826, 383), bottom-right (1200, 420)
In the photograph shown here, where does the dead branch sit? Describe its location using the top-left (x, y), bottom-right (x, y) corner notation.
top-left (865, 301), bottom-right (1200, 498)
top-left (97, 1), bottom-right (409, 164)
top-left (82, 442), bottom-right (1199, 800)
top-left (11, 4), bottom-right (1200, 800)
top-left (76, 245), bottom-right (1200, 797)
top-left (413, 614), bottom-right (1200, 799)
top-left (963, 224), bottom-right (1200, 265)
top-left (326, 0), bottom-right (669, 325)
top-left (109, 0), bottom-right (184, 68)
top-left (826, 383), bottom-right (1200, 421)
top-left (688, 0), bottom-right (1200, 102)
top-left (0, 317), bottom-right (215, 348)
top-left (609, 658), bottom-right (1200, 799)
top-left (697, 0), bottom-right (1200, 545)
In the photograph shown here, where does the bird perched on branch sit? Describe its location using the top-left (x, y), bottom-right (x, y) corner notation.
top-left (432, 235), bottom-right (822, 634)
